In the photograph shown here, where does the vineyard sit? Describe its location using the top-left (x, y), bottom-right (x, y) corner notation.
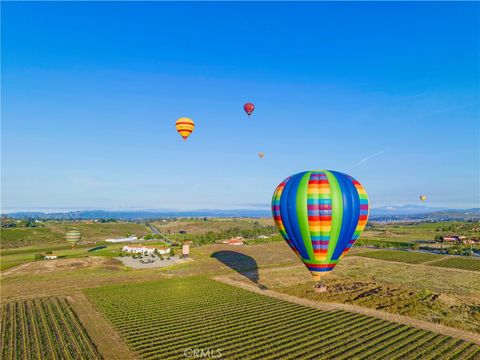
top-left (429, 257), bottom-right (480, 272)
top-left (86, 276), bottom-right (480, 360)
top-left (355, 250), bottom-right (443, 264)
top-left (1, 297), bottom-right (102, 360)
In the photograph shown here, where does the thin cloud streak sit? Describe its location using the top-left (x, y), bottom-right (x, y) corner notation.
top-left (356, 147), bottom-right (390, 166)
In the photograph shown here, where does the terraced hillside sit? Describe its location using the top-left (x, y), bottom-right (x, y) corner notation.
top-left (1, 297), bottom-right (102, 360)
top-left (86, 276), bottom-right (480, 360)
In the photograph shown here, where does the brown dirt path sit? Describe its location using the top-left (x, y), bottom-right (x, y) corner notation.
top-left (67, 292), bottom-right (138, 360)
top-left (213, 275), bottom-right (480, 345)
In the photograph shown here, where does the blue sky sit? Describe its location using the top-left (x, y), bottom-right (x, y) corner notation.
top-left (2, 2), bottom-right (479, 211)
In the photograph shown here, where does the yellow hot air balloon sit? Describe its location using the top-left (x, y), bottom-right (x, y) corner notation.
top-left (175, 117), bottom-right (194, 141)
top-left (420, 195), bottom-right (427, 201)
top-left (258, 152), bottom-right (265, 159)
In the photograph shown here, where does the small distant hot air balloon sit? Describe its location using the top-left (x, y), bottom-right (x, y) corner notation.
top-left (420, 195), bottom-right (427, 201)
top-left (175, 117), bottom-right (195, 141)
top-left (65, 230), bottom-right (82, 249)
top-left (258, 152), bottom-right (265, 159)
top-left (272, 170), bottom-right (369, 290)
top-left (244, 103), bottom-right (255, 116)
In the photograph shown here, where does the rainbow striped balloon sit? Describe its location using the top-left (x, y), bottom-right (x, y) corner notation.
top-left (272, 170), bottom-right (369, 280)
top-left (175, 117), bottom-right (195, 141)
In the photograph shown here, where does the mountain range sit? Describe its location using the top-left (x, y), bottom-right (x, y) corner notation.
top-left (2, 206), bottom-right (479, 221)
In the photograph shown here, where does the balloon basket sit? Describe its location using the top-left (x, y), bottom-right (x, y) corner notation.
top-left (314, 283), bottom-right (327, 293)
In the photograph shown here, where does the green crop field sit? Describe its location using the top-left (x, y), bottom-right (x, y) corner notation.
top-left (355, 250), bottom-right (444, 264)
top-left (85, 276), bottom-right (479, 360)
top-left (1, 297), bottom-right (101, 360)
top-left (429, 257), bottom-right (480, 272)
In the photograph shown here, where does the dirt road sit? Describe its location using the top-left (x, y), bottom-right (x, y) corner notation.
top-left (68, 292), bottom-right (138, 360)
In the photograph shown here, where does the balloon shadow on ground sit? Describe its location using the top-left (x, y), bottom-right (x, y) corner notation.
top-left (211, 251), bottom-right (268, 290)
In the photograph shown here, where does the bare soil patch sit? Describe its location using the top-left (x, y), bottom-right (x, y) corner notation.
top-left (1, 257), bottom-right (121, 276)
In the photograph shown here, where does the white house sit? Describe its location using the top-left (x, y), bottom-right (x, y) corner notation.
top-left (106, 235), bottom-right (138, 243)
top-left (44, 254), bottom-right (57, 260)
top-left (258, 235), bottom-right (270, 239)
top-left (122, 245), bottom-right (170, 255)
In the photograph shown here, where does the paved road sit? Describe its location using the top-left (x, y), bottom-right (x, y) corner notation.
top-left (146, 222), bottom-right (173, 245)
top-left (147, 222), bottom-right (160, 235)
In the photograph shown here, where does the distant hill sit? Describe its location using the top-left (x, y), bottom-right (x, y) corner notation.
top-left (1, 209), bottom-right (272, 220)
top-left (369, 207), bottom-right (480, 222)
top-left (2, 207), bottom-right (479, 222)
top-left (369, 205), bottom-right (450, 216)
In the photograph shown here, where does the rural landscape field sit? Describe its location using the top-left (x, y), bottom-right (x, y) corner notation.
top-left (1, 217), bottom-right (480, 359)
top-left (2, 1), bottom-right (479, 359)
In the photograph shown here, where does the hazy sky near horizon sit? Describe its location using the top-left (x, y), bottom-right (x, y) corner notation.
top-left (2, 2), bottom-right (479, 211)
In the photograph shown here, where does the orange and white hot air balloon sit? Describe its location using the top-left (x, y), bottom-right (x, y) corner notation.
top-left (175, 117), bottom-right (195, 141)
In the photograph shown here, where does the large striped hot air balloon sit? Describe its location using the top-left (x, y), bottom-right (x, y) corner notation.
top-left (65, 230), bottom-right (82, 248)
top-left (175, 117), bottom-right (195, 141)
top-left (272, 170), bottom-right (369, 281)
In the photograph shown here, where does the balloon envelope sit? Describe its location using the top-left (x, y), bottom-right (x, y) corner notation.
top-left (258, 152), bottom-right (265, 159)
top-left (244, 103), bottom-right (255, 116)
top-left (272, 170), bottom-right (369, 280)
top-left (420, 195), bottom-right (427, 201)
top-left (175, 117), bottom-right (195, 140)
top-left (65, 230), bottom-right (82, 247)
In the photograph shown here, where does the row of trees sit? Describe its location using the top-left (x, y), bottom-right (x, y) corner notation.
top-left (1, 217), bottom-right (40, 228)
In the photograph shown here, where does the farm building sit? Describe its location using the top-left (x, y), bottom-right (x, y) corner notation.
top-left (222, 237), bottom-right (244, 246)
top-left (122, 245), bottom-right (170, 255)
top-left (106, 235), bottom-right (138, 243)
top-left (258, 235), bottom-right (270, 239)
top-left (44, 254), bottom-right (57, 260)
top-left (441, 235), bottom-right (465, 243)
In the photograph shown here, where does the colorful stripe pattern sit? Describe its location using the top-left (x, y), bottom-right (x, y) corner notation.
top-left (271, 170), bottom-right (369, 279)
top-left (175, 117), bottom-right (195, 140)
top-left (272, 176), bottom-right (297, 255)
top-left (65, 230), bottom-right (82, 245)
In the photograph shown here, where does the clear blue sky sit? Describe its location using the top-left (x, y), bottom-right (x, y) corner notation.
top-left (2, 2), bottom-right (479, 211)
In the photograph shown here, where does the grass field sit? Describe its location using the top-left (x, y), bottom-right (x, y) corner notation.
top-left (1, 221), bottom-right (149, 249)
top-left (355, 250), bottom-right (444, 264)
top-left (86, 276), bottom-right (480, 360)
top-left (151, 218), bottom-right (274, 235)
top-left (363, 221), bottom-right (480, 242)
top-left (429, 257), bottom-right (480, 272)
top-left (0, 243), bottom-right (127, 271)
top-left (1, 297), bottom-right (101, 360)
